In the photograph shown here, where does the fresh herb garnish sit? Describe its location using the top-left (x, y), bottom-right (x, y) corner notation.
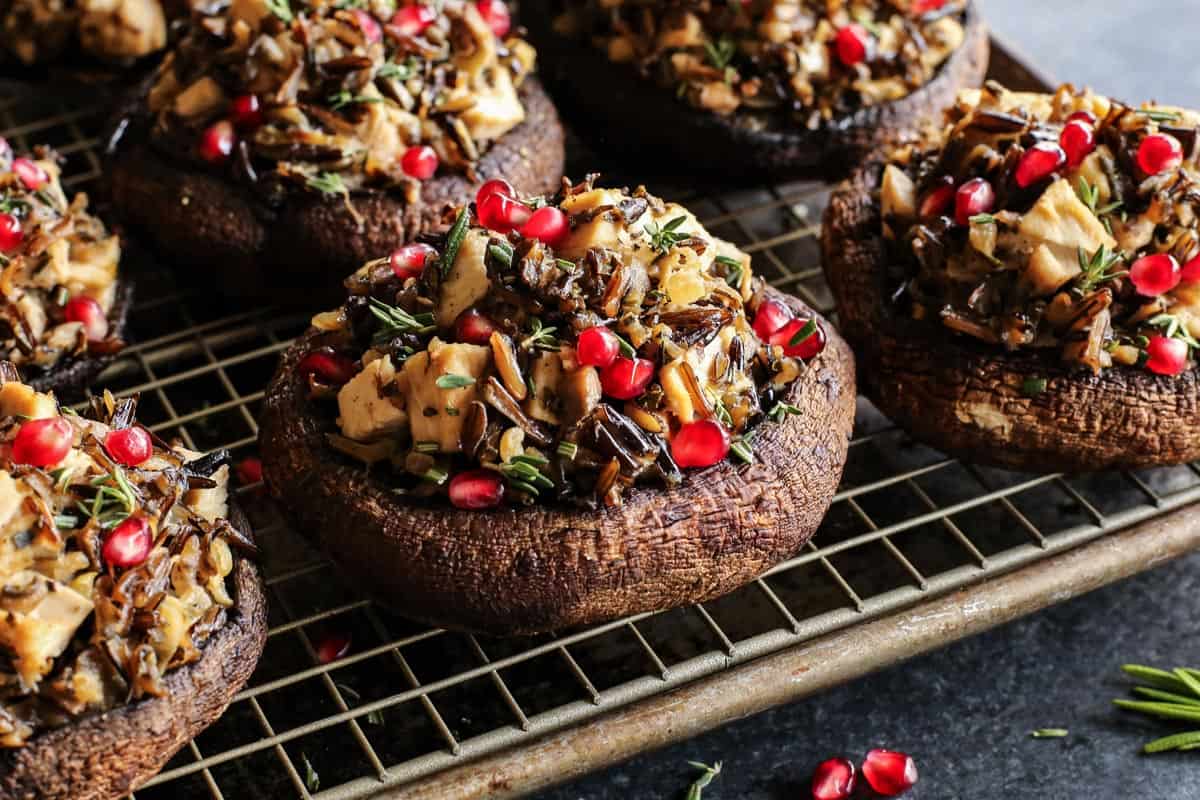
top-left (645, 216), bottom-right (691, 254)
top-left (488, 241), bottom-right (514, 267)
top-left (789, 318), bottom-right (817, 347)
top-left (435, 374), bottom-right (476, 389)
top-left (716, 254), bottom-right (744, 289)
top-left (1031, 728), bottom-right (1069, 739)
top-left (613, 331), bottom-right (636, 358)
top-left (1077, 178), bottom-right (1124, 219)
top-left (307, 172), bottom-right (346, 195)
top-left (438, 209), bottom-right (469, 277)
top-left (1147, 313), bottom-right (1200, 348)
top-left (367, 709), bottom-right (385, 726)
top-left (421, 467), bottom-right (448, 484)
top-left (703, 37), bottom-right (736, 70)
top-left (969, 213), bottom-right (996, 225)
top-left (0, 193), bottom-right (29, 215)
top-left (1114, 664), bottom-right (1200, 752)
top-left (1021, 377), bottom-right (1047, 397)
top-left (500, 456), bottom-right (554, 496)
top-left (53, 513), bottom-right (78, 530)
top-left (302, 753), bottom-right (320, 792)
top-left (1074, 245), bottom-right (1127, 293)
top-left (768, 401), bottom-right (802, 423)
top-left (414, 441), bottom-right (439, 454)
top-left (556, 258), bottom-right (575, 271)
top-left (368, 297), bottom-right (435, 343)
top-left (77, 468), bottom-right (139, 528)
top-left (328, 89), bottom-right (383, 110)
top-left (445, 406), bottom-right (460, 416)
top-left (1141, 108), bottom-right (1183, 123)
top-left (265, 0), bottom-right (294, 22)
top-left (556, 441), bottom-right (578, 460)
top-left (520, 318), bottom-right (559, 352)
top-left (730, 433), bottom-right (753, 464)
top-left (685, 761), bottom-right (722, 800)
top-left (377, 57), bottom-right (416, 80)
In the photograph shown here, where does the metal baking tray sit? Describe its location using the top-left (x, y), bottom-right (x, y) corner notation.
top-left (4, 36), bottom-right (1200, 800)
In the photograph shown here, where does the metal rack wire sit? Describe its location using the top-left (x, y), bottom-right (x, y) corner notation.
top-left (5, 46), bottom-right (1200, 800)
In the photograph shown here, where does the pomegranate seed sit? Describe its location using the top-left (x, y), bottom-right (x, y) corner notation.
top-left (103, 516), bottom-right (154, 568)
top-left (954, 177), bottom-right (995, 226)
top-left (475, 178), bottom-right (515, 208)
top-left (448, 468), bottom-right (505, 509)
top-left (64, 296), bottom-right (109, 342)
top-left (297, 350), bottom-right (357, 385)
top-left (811, 757), bottom-right (856, 800)
top-left (862, 749), bottom-right (918, 797)
top-left (104, 426), bottom-right (153, 467)
top-left (390, 242), bottom-right (436, 279)
top-left (576, 327), bottom-right (621, 367)
top-left (1138, 133), bottom-right (1184, 176)
top-left (909, 0), bottom-right (946, 13)
top-left (599, 357), bottom-right (655, 400)
top-left (11, 157), bottom-right (47, 190)
top-left (1146, 335), bottom-right (1190, 376)
top-left (352, 8), bottom-right (382, 42)
top-left (315, 632), bottom-right (352, 663)
top-left (1130, 253), bottom-right (1181, 297)
top-left (834, 24), bottom-right (870, 67)
top-left (475, 0), bottom-right (510, 37)
top-left (229, 94), bottom-right (263, 129)
top-left (770, 318), bottom-right (826, 359)
top-left (1015, 142), bottom-right (1067, 188)
top-left (453, 308), bottom-right (497, 344)
top-left (0, 213), bottom-right (22, 252)
top-left (236, 456), bottom-right (263, 485)
top-left (401, 145), bottom-right (438, 180)
top-left (918, 178), bottom-right (955, 220)
top-left (12, 417), bottom-right (73, 467)
top-left (671, 419), bottom-right (730, 468)
top-left (1060, 120), bottom-right (1096, 167)
top-left (1182, 252), bottom-right (1200, 284)
top-left (477, 190), bottom-right (532, 233)
top-left (199, 120), bottom-right (236, 164)
top-left (391, 4), bottom-right (436, 36)
top-left (1066, 110), bottom-right (1097, 126)
top-left (751, 298), bottom-right (793, 340)
top-left (519, 206), bottom-right (569, 247)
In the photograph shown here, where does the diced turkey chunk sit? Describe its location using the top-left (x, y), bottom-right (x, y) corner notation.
top-left (0, 382), bottom-right (57, 420)
top-left (0, 472), bottom-right (32, 533)
top-left (436, 229), bottom-right (492, 328)
top-left (881, 165), bottom-right (917, 220)
top-left (0, 572), bottom-right (94, 690)
top-left (399, 339), bottom-right (491, 452)
top-left (524, 350), bottom-right (564, 425)
top-left (558, 188), bottom-right (639, 261)
top-left (79, 0), bottom-right (167, 60)
top-left (460, 68), bottom-right (525, 143)
top-left (185, 464), bottom-right (229, 523)
top-left (1018, 178), bottom-right (1117, 296)
top-left (337, 356), bottom-right (408, 442)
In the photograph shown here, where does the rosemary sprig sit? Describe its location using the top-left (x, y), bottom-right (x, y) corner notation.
top-left (716, 254), bottom-right (744, 289)
top-left (77, 468), bottom-right (139, 528)
top-left (788, 318), bottom-right (817, 348)
top-left (307, 172), bottom-right (346, 195)
top-left (438, 209), bottom-right (469, 277)
top-left (703, 37), bottom-right (736, 70)
top-left (730, 432), bottom-right (753, 464)
top-left (488, 240), bottom-right (514, 267)
top-left (1141, 108), bottom-right (1182, 123)
top-left (328, 89), bottom-right (383, 111)
top-left (1077, 177), bottom-right (1124, 219)
top-left (767, 401), bottom-right (802, 423)
top-left (685, 761), bottom-right (722, 800)
top-left (499, 455), bottom-right (554, 496)
top-left (644, 215), bottom-right (691, 254)
top-left (377, 57), bottom-right (416, 80)
top-left (969, 212), bottom-right (996, 225)
top-left (368, 296), bottom-right (435, 343)
top-left (1115, 664), bottom-right (1200, 753)
top-left (1074, 244), bottom-right (1127, 293)
top-left (1147, 313), bottom-right (1200, 348)
top-left (435, 374), bottom-right (475, 389)
top-left (520, 318), bottom-right (559, 352)
top-left (265, 0), bottom-right (293, 22)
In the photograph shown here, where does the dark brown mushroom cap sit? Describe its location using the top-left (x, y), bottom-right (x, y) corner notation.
top-left (259, 288), bottom-right (855, 635)
top-left (0, 502), bottom-right (267, 800)
top-left (522, 1), bottom-right (988, 182)
top-left (106, 77), bottom-right (566, 304)
top-left (822, 158), bottom-right (1200, 473)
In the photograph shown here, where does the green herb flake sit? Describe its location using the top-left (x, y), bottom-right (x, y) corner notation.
top-left (768, 401), bottom-right (802, 423)
top-left (377, 56), bottom-right (416, 80)
top-left (703, 37), bottom-right (736, 71)
top-left (265, 0), bottom-right (294, 22)
top-left (367, 709), bottom-right (385, 726)
top-left (969, 213), bottom-right (996, 225)
top-left (556, 441), bottom-right (578, 460)
top-left (488, 241), bottom-right (514, 267)
top-left (306, 172), bottom-right (346, 195)
top-left (1031, 728), bottom-right (1069, 739)
top-left (421, 467), bottom-right (448, 485)
top-left (1141, 108), bottom-right (1183, 123)
top-left (328, 89), bottom-right (383, 111)
top-left (685, 761), bottom-right (722, 800)
top-left (1021, 377), bottom-right (1048, 397)
top-left (438, 209), bottom-right (469, 278)
top-left (788, 318), bottom-right (817, 348)
top-left (435, 374), bottom-right (476, 389)
top-left (414, 441), bottom-right (439, 454)
top-left (302, 753), bottom-right (319, 792)
top-left (644, 215), bottom-right (692, 254)
top-left (520, 318), bottom-right (560, 352)
top-left (369, 296), bottom-right (436, 343)
top-left (1074, 244), bottom-right (1127, 293)
top-left (730, 437), bottom-right (753, 464)
top-left (613, 331), bottom-right (636, 358)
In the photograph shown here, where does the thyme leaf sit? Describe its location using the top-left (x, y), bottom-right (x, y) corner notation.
top-left (1074, 245), bottom-right (1127, 293)
top-left (368, 297), bottom-right (435, 343)
top-left (768, 401), bottom-right (802, 423)
top-left (969, 212), bottom-right (996, 225)
top-left (520, 318), bottom-right (559, 352)
top-left (1077, 177), bottom-right (1124, 219)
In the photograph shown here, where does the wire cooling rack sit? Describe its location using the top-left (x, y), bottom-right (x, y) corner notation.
top-left (5, 40), bottom-right (1200, 800)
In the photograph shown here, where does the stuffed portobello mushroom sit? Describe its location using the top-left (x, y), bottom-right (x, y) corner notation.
top-left (524, 0), bottom-right (988, 180)
top-left (0, 141), bottom-right (131, 399)
top-left (108, 0), bottom-right (566, 301)
top-left (824, 82), bottom-right (1200, 472)
top-left (261, 175), bottom-right (856, 635)
top-left (0, 370), bottom-right (265, 800)
top-left (0, 0), bottom-right (172, 70)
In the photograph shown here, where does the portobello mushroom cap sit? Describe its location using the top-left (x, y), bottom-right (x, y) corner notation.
top-left (823, 158), bottom-right (1200, 473)
top-left (260, 288), bottom-right (855, 635)
top-left (106, 77), bottom-right (566, 303)
top-left (523, 1), bottom-right (988, 182)
top-left (0, 501), bottom-right (266, 800)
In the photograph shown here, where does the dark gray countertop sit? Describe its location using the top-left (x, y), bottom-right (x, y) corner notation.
top-left (537, 3), bottom-right (1200, 798)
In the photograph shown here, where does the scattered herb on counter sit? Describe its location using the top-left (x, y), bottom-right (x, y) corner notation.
top-left (302, 753), bottom-right (320, 792)
top-left (1031, 728), bottom-right (1069, 739)
top-left (685, 760), bottom-right (722, 800)
top-left (1114, 664), bottom-right (1200, 752)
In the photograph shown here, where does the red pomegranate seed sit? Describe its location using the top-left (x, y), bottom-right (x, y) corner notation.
top-left (1138, 133), bottom-right (1184, 176)
top-left (1060, 120), bottom-right (1096, 167)
top-left (1146, 335), bottom-right (1189, 376)
top-left (770, 318), bottom-right (826, 359)
top-left (1182, 252), bottom-right (1200, 284)
top-left (390, 242), bottom-right (436, 279)
top-left (576, 326), bottom-right (620, 367)
top-left (315, 632), bottom-right (352, 663)
top-left (297, 350), bottom-right (357, 385)
top-left (475, 178), bottom-right (515, 208)
top-left (401, 145), bottom-right (438, 180)
top-left (909, 0), bottom-right (946, 13)
top-left (1015, 142), bottom-right (1067, 188)
top-left (391, 4), bottom-right (436, 36)
top-left (11, 157), bottom-right (47, 190)
top-left (811, 757), bottom-right (856, 800)
top-left (352, 8), bottom-right (382, 42)
top-left (236, 456), bottom-right (263, 485)
top-left (64, 296), bottom-right (109, 341)
top-left (751, 298), bottom-right (793, 340)
top-left (918, 178), bottom-right (956, 220)
top-left (1066, 110), bottom-right (1097, 126)
top-left (954, 177), bottom-right (995, 226)
top-left (104, 426), bottom-right (153, 467)
top-left (0, 213), bottom-right (22, 252)
top-left (1130, 253), bottom-right (1181, 296)
top-left (671, 419), bottom-right (730, 468)
top-left (229, 94), bottom-right (263, 129)
top-left (477, 190), bottom-right (532, 233)
top-left (599, 357), bottom-right (655, 400)
top-left (834, 24), bottom-right (870, 67)
top-left (103, 516), bottom-right (153, 568)
top-left (448, 468), bottom-right (505, 509)
top-left (453, 308), bottom-right (497, 344)
top-left (475, 0), bottom-right (510, 37)
top-left (12, 417), bottom-right (73, 467)
top-left (519, 206), bottom-right (569, 247)
top-left (862, 749), bottom-right (918, 797)
top-left (199, 120), bottom-right (236, 164)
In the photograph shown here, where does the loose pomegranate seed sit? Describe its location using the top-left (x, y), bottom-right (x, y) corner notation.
top-left (401, 145), bottom-right (438, 180)
top-left (954, 177), bottom-right (995, 226)
top-left (475, 0), bottom-right (510, 37)
top-left (236, 456), bottom-right (263, 485)
top-left (1182, 252), bottom-right (1200, 284)
top-left (576, 326), bottom-right (620, 367)
top-left (909, 0), bottom-right (946, 13)
top-left (391, 4), bottom-right (436, 36)
top-left (12, 417), bottom-right (73, 467)
top-left (229, 94), bottom-right (263, 129)
top-left (315, 632), bottom-right (352, 663)
top-left (671, 419), bottom-right (730, 468)
top-left (0, 213), bottom-right (22, 252)
top-left (352, 8), bottom-right (382, 42)
top-left (1138, 133), bottom-right (1184, 176)
top-left (834, 24), bottom-right (870, 67)
top-left (1146, 335), bottom-right (1189, 376)
top-left (1130, 253), bottom-right (1181, 297)
top-left (105, 426), bottom-right (153, 467)
top-left (1060, 120), bottom-right (1096, 167)
top-left (448, 468), bottom-right (505, 509)
top-left (519, 206), bottom-right (569, 247)
top-left (103, 516), bottom-right (154, 568)
top-left (64, 296), bottom-right (109, 342)
top-left (454, 308), bottom-right (497, 344)
top-left (390, 242), bottom-right (436, 279)
top-left (751, 298), bottom-right (793, 340)
top-left (862, 749), bottom-right (918, 797)
top-left (770, 318), bottom-right (826, 359)
top-left (199, 120), bottom-right (236, 164)
top-left (297, 350), bottom-right (357, 385)
top-left (811, 757), bottom-right (856, 800)
top-left (475, 178), bottom-right (515, 208)
top-left (1015, 142), bottom-right (1067, 188)
top-left (11, 157), bottom-right (47, 190)
top-left (599, 357), bottom-right (655, 400)
top-left (1066, 110), bottom-right (1097, 126)
top-left (477, 190), bottom-right (532, 233)
top-left (918, 177), bottom-right (956, 220)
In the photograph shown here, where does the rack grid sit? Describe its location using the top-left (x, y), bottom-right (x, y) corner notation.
top-left (4, 42), bottom-right (1199, 800)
